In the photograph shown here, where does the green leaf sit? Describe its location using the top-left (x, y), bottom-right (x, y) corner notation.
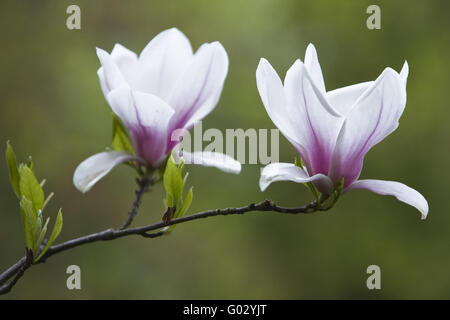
top-left (182, 172), bottom-right (189, 188)
top-left (19, 166), bottom-right (44, 213)
top-left (6, 141), bottom-right (21, 198)
top-left (42, 192), bottom-right (54, 210)
top-left (176, 187), bottom-right (193, 218)
top-left (33, 216), bottom-right (49, 254)
top-left (35, 209), bottom-right (63, 263)
top-left (163, 156), bottom-right (183, 207)
top-left (35, 210), bottom-right (43, 241)
top-left (178, 160), bottom-right (185, 176)
top-left (294, 157), bottom-right (320, 203)
top-left (111, 113), bottom-right (134, 154)
top-left (332, 178), bottom-right (345, 205)
top-left (20, 197), bottom-right (38, 250)
top-left (294, 156), bottom-right (305, 168)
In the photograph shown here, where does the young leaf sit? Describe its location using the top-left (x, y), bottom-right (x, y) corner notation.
top-left (33, 217), bottom-right (50, 255)
top-left (178, 160), bottom-right (185, 176)
top-left (294, 157), bottom-right (320, 203)
top-left (35, 209), bottom-right (63, 262)
top-left (182, 172), bottom-right (189, 188)
top-left (167, 187), bottom-right (194, 232)
top-left (6, 141), bottom-right (21, 198)
top-left (43, 192), bottom-right (54, 210)
top-left (163, 156), bottom-right (183, 207)
top-left (20, 197), bottom-right (38, 250)
top-left (177, 187), bottom-right (193, 218)
top-left (294, 156), bottom-right (305, 168)
top-left (19, 166), bottom-right (44, 213)
top-left (35, 210), bottom-right (43, 242)
top-left (111, 113), bottom-right (134, 154)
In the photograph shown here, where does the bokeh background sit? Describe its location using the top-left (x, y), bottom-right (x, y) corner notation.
top-left (0, 0), bottom-right (448, 299)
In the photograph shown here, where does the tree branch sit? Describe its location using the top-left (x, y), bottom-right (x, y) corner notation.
top-left (0, 198), bottom-right (324, 295)
top-left (119, 176), bottom-right (152, 230)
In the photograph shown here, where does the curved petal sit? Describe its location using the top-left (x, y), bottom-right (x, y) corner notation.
top-left (347, 179), bottom-right (428, 219)
top-left (304, 43), bottom-right (326, 93)
top-left (326, 81), bottom-right (373, 117)
top-left (256, 58), bottom-right (299, 145)
top-left (167, 41), bottom-right (229, 134)
top-left (180, 151), bottom-right (241, 174)
top-left (330, 67), bottom-right (407, 187)
top-left (400, 61), bottom-right (409, 85)
top-left (110, 43), bottom-right (138, 83)
top-left (96, 48), bottom-right (126, 93)
top-left (137, 28), bottom-right (194, 100)
top-left (73, 151), bottom-right (141, 193)
top-left (107, 85), bottom-right (175, 166)
top-left (259, 162), bottom-right (333, 193)
top-left (283, 59), bottom-right (343, 175)
top-left (327, 62), bottom-right (408, 117)
top-left (97, 68), bottom-right (109, 99)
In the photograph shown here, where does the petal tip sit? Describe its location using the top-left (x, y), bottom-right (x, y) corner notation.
top-left (305, 43), bottom-right (317, 55)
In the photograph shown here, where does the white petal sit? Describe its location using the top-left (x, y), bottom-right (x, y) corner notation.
top-left (96, 48), bottom-right (126, 92)
top-left (168, 41), bottom-right (229, 130)
top-left (330, 67), bottom-right (407, 187)
top-left (131, 91), bottom-right (175, 128)
top-left (283, 59), bottom-right (342, 175)
top-left (400, 61), bottom-right (409, 85)
top-left (97, 68), bottom-right (110, 99)
top-left (180, 151), bottom-right (241, 174)
top-left (110, 43), bottom-right (138, 82)
top-left (107, 85), bottom-right (174, 129)
top-left (256, 58), bottom-right (297, 143)
top-left (347, 179), bottom-right (428, 219)
top-left (107, 85), bottom-right (175, 165)
top-left (256, 58), bottom-right (320, 165)
top-left (304, 43), bottom-right (326, 93)
top-left (327, 63), bottom-right (407, 117)
top-left (137, 28), bottom-right (194, 99)
top-left (326, 81), bottom-right (373, 116)
top-left (259, 162), bottom-right (333, 193)
top-left (73, 151), bottom-right (141, 193)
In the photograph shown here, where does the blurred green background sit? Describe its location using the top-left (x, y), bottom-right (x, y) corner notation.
top-left (0, 0), bottom-right (448, 299)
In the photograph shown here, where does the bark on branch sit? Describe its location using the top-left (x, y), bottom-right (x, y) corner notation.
top-left (0, 196), bottom-right (324, 295)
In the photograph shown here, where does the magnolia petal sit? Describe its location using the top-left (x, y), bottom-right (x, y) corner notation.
top-left (107, 85), bottom-right (175, 165)
top-left (259, 162), bottom-right (333, 193)
top-left (180, 151), bottom-right (241, 174)
top-left (73, 151), bottom-right (141, 193)
top-left (131, 91), bottom-right (175, 165)
top-left (137, 28), bottom-right (194, 99)
top-left (400, 61), bottom-right (409, 85)
top-left (97, 68), bottom-right (109, 99)
top-left (326, 81), bottom-right (373, 117)
top-left (168, 41), bottom-right (229, 133)
top-left (283, 59), bottom-right (342, 175)
top-left (330, 67), bottom-right (407, 187)
top-left (110, 43), bottom-right (138, 82)
top-left (256, 58), bottom-right (298, 144)
top-left (256, 58), bottom-right (319, 165)
top-left (96, 47), bottom-right (126, 93)
top-left (304, 43), bottom-right (326, 93)
top-left (107, 85), bottom-right (174, 129)
top-left (347, 179), bottom-right (428, 219)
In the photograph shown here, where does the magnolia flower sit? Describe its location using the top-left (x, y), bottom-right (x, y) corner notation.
top-left (74, 28), bottom-right (241, 193)
top-left (257, 44), bottom-right (428, 219)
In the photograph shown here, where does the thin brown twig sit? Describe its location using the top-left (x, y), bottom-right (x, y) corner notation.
top-left (119, 176), bottom-right (152, 230)
top-left (0, 198), bottom-right (325, 295)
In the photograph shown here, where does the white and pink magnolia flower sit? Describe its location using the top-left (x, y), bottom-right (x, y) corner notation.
top-left (74, 28), bottom-right (241, 193)
top-left (257, 44), bottom-right (428, 219)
